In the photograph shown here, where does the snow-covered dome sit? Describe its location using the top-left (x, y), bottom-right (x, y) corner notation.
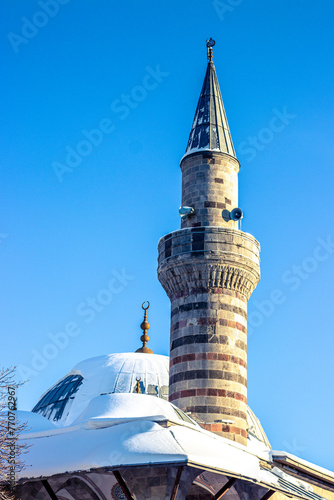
top-left (31, 350), bottom-right (271, 451)
top-left (32, 352), bottom-right (169, 426)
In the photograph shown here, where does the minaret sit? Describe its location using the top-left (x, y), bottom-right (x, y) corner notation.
top-left (158, 40), bottom-right (261, 445)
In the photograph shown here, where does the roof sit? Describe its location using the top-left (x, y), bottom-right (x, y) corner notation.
top-left (184, 61), bottom-right (236, 159)
top-left (16, 394), bottom-right (328, 500)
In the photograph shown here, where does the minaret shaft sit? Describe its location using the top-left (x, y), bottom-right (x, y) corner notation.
top-left (181, 151), bottom-right (239, 229)
top-left (158, 53), bottom-right (260, 446)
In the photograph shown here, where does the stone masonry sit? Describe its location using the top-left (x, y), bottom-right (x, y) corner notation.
top-left (180, 152), bottom-right (239, 229)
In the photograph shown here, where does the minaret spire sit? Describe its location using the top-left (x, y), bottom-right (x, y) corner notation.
top-left (184, 39), bottom-right (235, 160)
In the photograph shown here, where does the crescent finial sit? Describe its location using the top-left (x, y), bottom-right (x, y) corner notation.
top-left (136, 302), bottom-right (153, 354)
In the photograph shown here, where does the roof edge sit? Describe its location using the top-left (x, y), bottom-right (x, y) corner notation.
top-left (272, 451), bottom-right (334, 485)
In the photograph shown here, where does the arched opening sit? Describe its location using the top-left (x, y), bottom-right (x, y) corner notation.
top-left (56, 477), bottom-right (102, 500)
top-left (186, 472), bottom-right (241, 500)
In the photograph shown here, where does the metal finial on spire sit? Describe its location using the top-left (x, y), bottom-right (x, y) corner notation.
top-left (206, 38), bottom-right (215, 62)
top-left (135, 377), bottom-right (141, 393)
top-left (135, 301), bottom-right (154, 354)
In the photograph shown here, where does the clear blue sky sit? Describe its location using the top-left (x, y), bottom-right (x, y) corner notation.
top-left (1, 0), bottom-right (333, 470)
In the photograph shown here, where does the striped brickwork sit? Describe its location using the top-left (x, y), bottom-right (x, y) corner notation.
top-left (158, 225), bottom-right (260, 445)
top-left (169, 288), bottom-right (248, 443)
top-left (180, 152), bottom-right (240, 229)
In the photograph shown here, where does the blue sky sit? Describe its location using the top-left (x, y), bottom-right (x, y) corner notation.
top-left (1, 0), bottom-right (333, 470)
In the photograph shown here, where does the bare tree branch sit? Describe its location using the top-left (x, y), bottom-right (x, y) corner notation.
top-left (0, 367), bottom-right (29, 499)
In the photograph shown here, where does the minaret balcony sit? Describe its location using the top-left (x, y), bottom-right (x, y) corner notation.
top-left (158, 227), bottom-right (260, 301)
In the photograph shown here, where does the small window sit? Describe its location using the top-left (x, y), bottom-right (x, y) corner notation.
top-left (32, 375), bottom-right (83, 421)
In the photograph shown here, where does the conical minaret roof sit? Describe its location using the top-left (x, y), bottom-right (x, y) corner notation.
top-left (184, 58), bottom-right (236, 159)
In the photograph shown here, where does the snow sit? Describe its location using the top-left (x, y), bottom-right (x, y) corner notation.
top-left (72, 352), bottom-right (169, 389)
top-left (71, 393), bottom-right (187, 425)
top-left (18, 420), bottom-right (187, 479)
top-left (19, 393), bottom-right (269, 480)
top-left (15, 410), bottom-right (57, 433)
top-left (247, 433), bottom-right (271, 455)
top-left (65, 353), bottom-right (169, 424)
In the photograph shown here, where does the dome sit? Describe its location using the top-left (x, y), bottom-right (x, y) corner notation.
top-left (32, 351), bottom-right (271, 450)
top-left (32, 352), bottom-right (169, 425)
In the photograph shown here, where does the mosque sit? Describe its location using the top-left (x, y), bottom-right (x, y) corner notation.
top-left (14, 40), bottom-right (334, 500)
